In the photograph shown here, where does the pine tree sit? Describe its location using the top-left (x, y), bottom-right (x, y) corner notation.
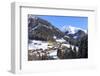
top-left (73, 46), bottom-right (77, 58)
top-left (79, 35), bottom-right (88, 58)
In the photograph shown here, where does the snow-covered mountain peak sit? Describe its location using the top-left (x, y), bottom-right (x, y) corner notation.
top-left (64, 25), bottom-right (87, 34)
top-left (66, 26), bottom-right (78, 34)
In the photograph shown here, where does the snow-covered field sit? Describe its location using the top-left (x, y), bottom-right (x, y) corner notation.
top-left (28, 39), bottom-right (79, 60)
top-left (48, 50), bottom-right (59, 59)
top-left (28, 40), bottom-right (48, 50)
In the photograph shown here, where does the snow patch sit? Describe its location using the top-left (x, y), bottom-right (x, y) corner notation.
top-left (49, 50), bottom-right (57, 56)
top-left (56, 38), bottom-right (66, 43)
top-left (28, 40), bottom-right (48, 50)
top-left (64, 35), bottom-right (70, 38)
top-left (62, 25), bottom-right (87, 34)
top-left (73, 36), bottom-right (78, 39)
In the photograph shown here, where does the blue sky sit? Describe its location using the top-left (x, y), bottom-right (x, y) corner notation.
top-left (37, 15), bottom-right (88, 31)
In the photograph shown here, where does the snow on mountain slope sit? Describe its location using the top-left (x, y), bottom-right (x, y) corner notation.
top-left (63, 25), bottom-right (87, 34)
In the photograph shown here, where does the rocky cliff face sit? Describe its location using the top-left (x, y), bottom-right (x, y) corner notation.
top-left (28, 16), bottom-right (64, 41)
